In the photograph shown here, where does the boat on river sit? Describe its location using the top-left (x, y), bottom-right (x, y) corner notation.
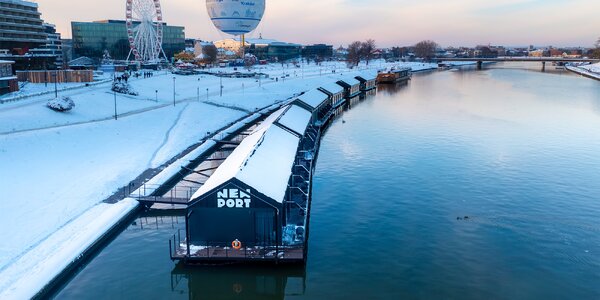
top-left (377, 67), bottom-right (411, 84)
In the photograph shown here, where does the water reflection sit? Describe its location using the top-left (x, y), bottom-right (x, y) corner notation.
top-left (376, 81), bottom-right (409, 95)
top-left (171, 264), bottom-right (306, 300)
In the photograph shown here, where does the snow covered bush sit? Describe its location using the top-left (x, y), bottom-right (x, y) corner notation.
top-left (111, 82), bottom-right (138, 96)
top-left (46, 96), bottom-right (75, 112)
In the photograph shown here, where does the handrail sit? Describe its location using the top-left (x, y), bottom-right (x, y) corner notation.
top-left (288, 186), bottom-right (309, 197)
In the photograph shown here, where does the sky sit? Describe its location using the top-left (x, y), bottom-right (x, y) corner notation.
top-left (32, 0), bottom-right (600, 48)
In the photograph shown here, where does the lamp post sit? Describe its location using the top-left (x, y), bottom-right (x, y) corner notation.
top-left (206, 88), bottom-right (209, 101)
top-left (172, 77), bottom-right (176, 106)
top-left (52, 71), bottom-right (58, 98)
top-left (197, 78), bottom-right (200, 102)
top-left (220, 76), bottom-right (223, 97)
top-left (155, 90), bottom-right (158, 102)
top-left (113, 90), bottom-right (118, 120)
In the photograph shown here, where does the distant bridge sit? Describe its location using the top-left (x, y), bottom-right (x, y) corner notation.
top-left (434, 57), bottom-right (600, 70)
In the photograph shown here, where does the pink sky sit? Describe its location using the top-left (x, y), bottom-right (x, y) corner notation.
top-left (33, 0), bottom-right (600, 47)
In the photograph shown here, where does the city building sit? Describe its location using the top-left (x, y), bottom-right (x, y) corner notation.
top-left (0, 0), bottom-right (57, 70)
top-left (0, 60), bottom-right (18, 94)
top-left (528, 49), bottom-right (545, 57)
top-left (214, 37), bottom-right (302, 61)
top-left (29, 23), bottom-right (62, 68)
top-left (185, 38), bottom-right (195, 50)
top-left (301, 44), bottom-right (333, 60)
top-left (0, 0), bottom-right (46, 54)
top-left (71, 20), bottom-right (185, 60)
top-left (193, 40), bottom-right (216, 61)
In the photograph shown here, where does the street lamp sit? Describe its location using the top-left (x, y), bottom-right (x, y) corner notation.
top-left (220, 76), bottom-right (223, 97)
top-left (206, 88), bottom-right (209, 101)
top-left (52, 71), bottom-right (58, 98)
top-left (155, 90), bottom-right (158, 102)
top-left (172, 77), bottom-right (176, 106)
top-left (113, 90), bottom-right (118, 120)
top-left (197, 78), bottom-right (200, 102)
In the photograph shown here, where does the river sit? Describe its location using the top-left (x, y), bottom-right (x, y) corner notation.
top-left (52, 63), bottom-right (600, 299)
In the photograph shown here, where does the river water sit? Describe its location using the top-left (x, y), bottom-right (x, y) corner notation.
top-left (53, 64), bottom-right (600, 299)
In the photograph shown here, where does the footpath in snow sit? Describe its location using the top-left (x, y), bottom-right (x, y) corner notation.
top-left (0, 60), bottom-right (441, 298)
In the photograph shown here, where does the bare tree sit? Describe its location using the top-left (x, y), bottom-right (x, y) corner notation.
top-left (347, 41), bottom-right (362, 66)
top-left (360, 39), bottom-right (376, 65)
top-left (202, 45), bottom-right (218, 64)
top-left (591, 37), bottom-right (600, 59)
top-left (414, 40), bottom-right (439, 61)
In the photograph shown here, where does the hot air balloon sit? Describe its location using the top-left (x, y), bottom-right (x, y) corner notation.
top-left (206, 0), bottom-right (266, 55)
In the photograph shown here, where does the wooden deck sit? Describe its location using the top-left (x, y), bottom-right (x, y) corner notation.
top-left (171, 244), bottom-right (304, 263)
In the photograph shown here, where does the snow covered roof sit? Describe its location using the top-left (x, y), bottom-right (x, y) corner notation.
top-left (338, 76), bottom-right (361, 86)
top-left (356, 70), bottom-right (378, 81)
top-left (191, 105), bottom-right (308, 203)
top-left (276, 105), bottom-right (312, 136)
top-left (319, 81), bottom-right (344, 95)
top-left (68, 56), bottom-right (95, 67)
top-left (296, 89), bottom-right (329, 110)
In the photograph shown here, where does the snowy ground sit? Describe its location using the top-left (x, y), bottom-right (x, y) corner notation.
top-left (567, 63), bottom-right (600, 81)
top-left (578, 62), bottom-right (600, 74)
top-left (0, 59), bottom-right (441, 298)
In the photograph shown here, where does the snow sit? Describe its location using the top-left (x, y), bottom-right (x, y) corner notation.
top-left (191, 103), bottom-right (307, 203)
top-left (0, 59), bottom-right (439, 297)
top-left (236, 126), bottom-right (300, 203)
top-left (130, 107), bottom-right (275, 198)
top-left (46, 96), bottom-right (75, 112)
top-left (577, 63), bottom-right (600, 75)
top-left (0, 198), bottom-right (139, 300)
top-left (276, 104), bottom-right (312, 136)
top-left (356, 70), bottom-right (378, 81)
top-left (319, 81), bottom-right (344, 95)
top-left (192, 107), bottom-right (287, 199)
top-left (338, 75), bottom-right (361, 86)
top-left (296, 89), bottom-right (329, 109)
top-left (566, 65), bottom-right (600, 81)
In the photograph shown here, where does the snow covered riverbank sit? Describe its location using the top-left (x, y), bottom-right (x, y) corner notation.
top-left (566, 64), bottom-right (600, 81)
top-left (0, 60), bottom-right (439, 298)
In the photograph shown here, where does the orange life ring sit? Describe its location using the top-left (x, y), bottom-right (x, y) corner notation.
top-left (232, 239), bottom-right (242, 250)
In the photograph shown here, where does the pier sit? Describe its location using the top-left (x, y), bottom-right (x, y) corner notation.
top-left (156, 72), bottom-right (380, 264)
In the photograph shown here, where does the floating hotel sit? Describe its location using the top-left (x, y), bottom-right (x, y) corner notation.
top-left (167, 71), bottom-right (382, 264)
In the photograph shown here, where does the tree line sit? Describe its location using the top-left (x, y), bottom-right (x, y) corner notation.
top-left (347, 39), bottom-right (439, 65)
top-left (347, 39), bottom-right (377, 66)
top-left (592, 37), bottom-right (600, 59)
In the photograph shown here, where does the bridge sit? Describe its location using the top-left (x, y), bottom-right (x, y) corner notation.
top-left (434, 57), bottom-right (600, 70)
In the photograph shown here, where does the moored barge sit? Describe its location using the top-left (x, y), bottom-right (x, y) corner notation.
top-left (377, 67), bottom-right (411, 84)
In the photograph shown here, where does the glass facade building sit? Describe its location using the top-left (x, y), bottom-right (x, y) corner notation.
top-left (71, 20), bottom-right (185, 60)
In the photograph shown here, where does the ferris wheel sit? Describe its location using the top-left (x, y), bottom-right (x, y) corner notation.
top-left (126, 0), bottom-right (166, 63)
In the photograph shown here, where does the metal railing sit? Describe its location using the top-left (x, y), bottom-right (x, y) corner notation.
top-left (169, 230), bottom-right (304, 261)
top-left (131, 183), bottom-right (197, 205)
